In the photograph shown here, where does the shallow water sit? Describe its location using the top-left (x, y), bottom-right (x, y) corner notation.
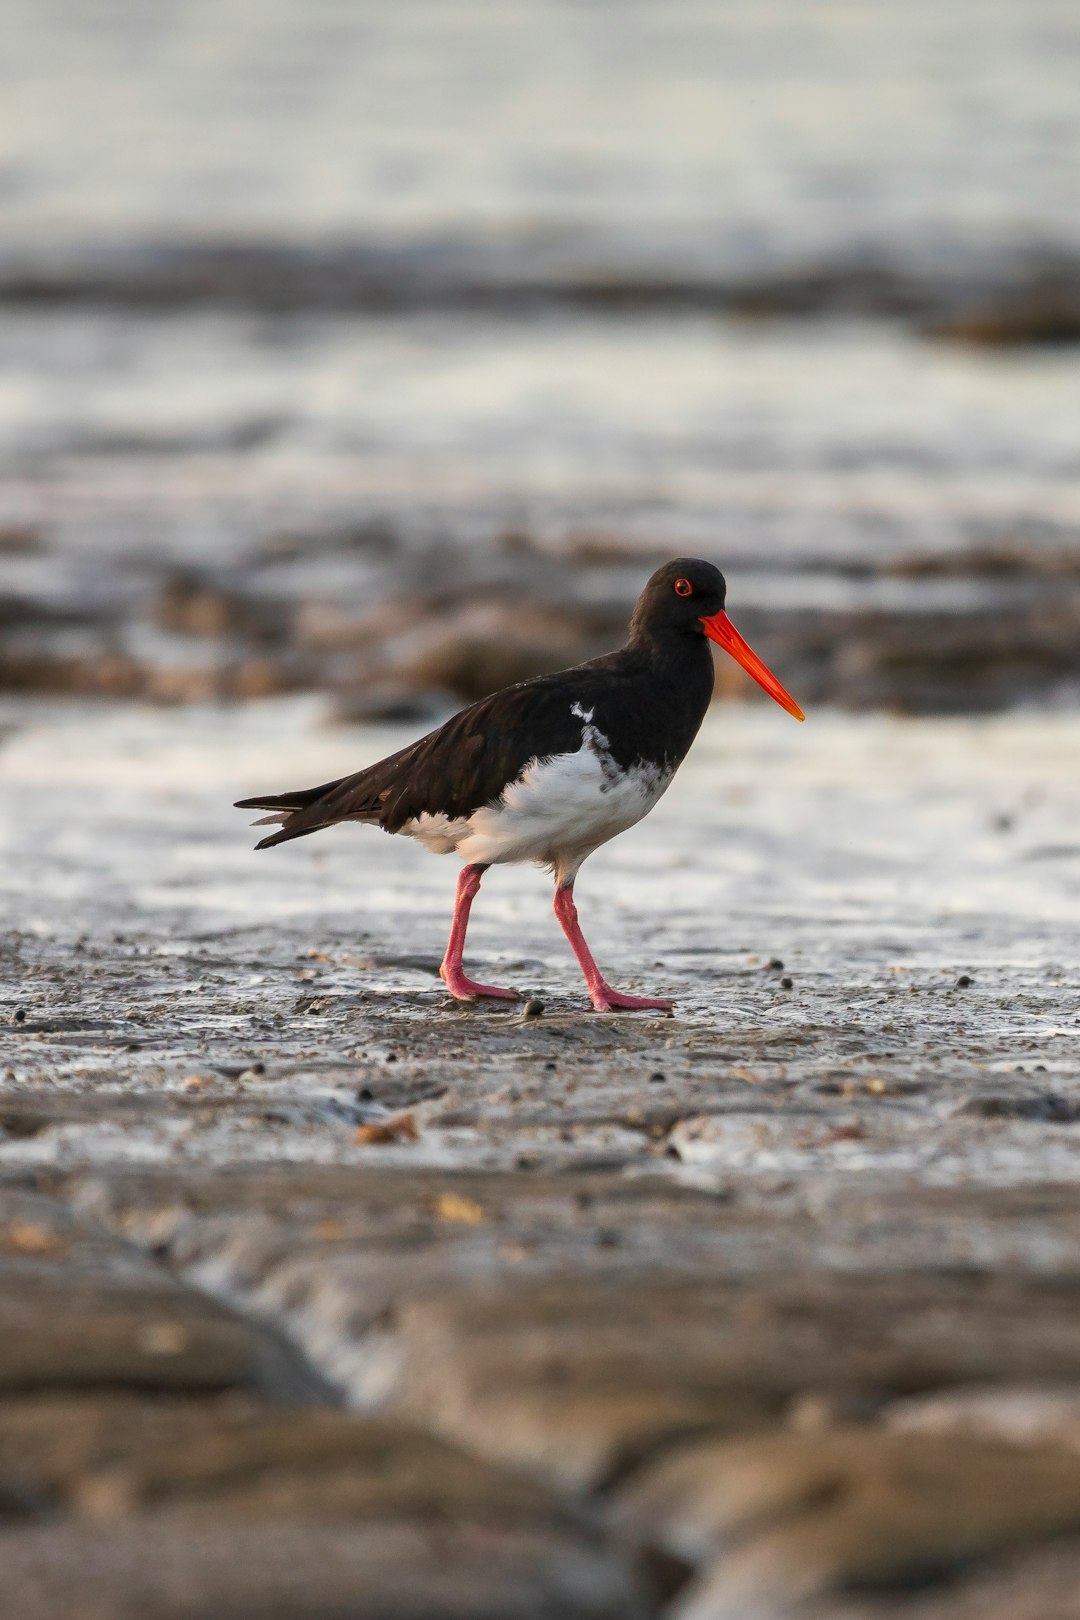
top-left (3, 309), bottom-right (1079, 607)
top-left (4, 0), bottom-right (1080, 277)
top-left (3, 1), bottom-right (1080, 713)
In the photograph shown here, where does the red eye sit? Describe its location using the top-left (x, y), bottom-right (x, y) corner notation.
top-left (674, 577), bottom-right (692, 597)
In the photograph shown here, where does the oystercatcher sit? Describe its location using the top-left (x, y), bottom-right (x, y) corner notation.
top-left (236, 559), bottom-right (803, 1012)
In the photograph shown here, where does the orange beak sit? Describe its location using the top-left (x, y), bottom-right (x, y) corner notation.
top-left (700, 610), bottom-right (805, 722)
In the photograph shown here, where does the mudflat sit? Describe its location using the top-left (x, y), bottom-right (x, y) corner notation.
top-left (2, 695), bottom-right (1079, 1616)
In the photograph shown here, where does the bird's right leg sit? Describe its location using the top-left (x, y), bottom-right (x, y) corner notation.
top-left (439, 863), bottom-right (519, 1001)
top-left (553, 882), bottom-right (674, 1013)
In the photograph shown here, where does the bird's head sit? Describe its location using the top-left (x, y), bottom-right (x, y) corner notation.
top-left (631, 557), bottom-right (805, 721)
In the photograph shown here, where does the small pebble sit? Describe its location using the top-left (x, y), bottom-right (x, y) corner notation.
top-left (768, 958), bottom-right (784, 971)
top-left (522, 997), bottom-right (545, 1019)
top-left (385, 1052), bottom-right (398, 1063)
top-left (649, 1071), bottom-right (666, 1084)
top-left (13, 1008), bottom-right (26, 1023)
top-left (956, 974), bottom-right (973, 988)
top-left (780, 977), bottom-right (794, 991)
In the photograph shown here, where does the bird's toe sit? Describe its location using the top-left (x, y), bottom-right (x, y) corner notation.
top-left (590, 988), bottom-right (674, 1014)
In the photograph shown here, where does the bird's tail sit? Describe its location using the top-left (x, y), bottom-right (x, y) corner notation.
top-left (234, 777), bottom-right (348, 849)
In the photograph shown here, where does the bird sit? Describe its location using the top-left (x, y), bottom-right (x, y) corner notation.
top-left (235, 558), bottom-right (803, 1013)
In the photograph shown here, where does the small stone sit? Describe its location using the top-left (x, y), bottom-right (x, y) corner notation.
top-left (2, 1221), bottom-right (68, 1258)
top-left (780, 977), bottom-right (794, 991)
top-left (957, 974), bottom-right (974, 988)
top-left (432, 1193), bottom-right (488, 1225)
top-left (959, 1092), bottom-right (1079, 1124)
top-left (13, 1008), bottom-right (26, 1023)
top-left (768, 958), bottom-right (784, 971)
top-left (522, 997), bottom-right (545, 1019)
top-left (73, 1467), bottom-right (139, 1522)
top-left (134, 1321), bottom-right (191, 1356)
top-left (649, 1071), bottom-right (666, 1084)
top-left (356, 1112), bottom-right (418, 1145)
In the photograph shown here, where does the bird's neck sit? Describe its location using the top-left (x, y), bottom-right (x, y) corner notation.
top-left (627, 623), bottom-right (712, 681)
top-left (620, 625), bottom-right (716, 760)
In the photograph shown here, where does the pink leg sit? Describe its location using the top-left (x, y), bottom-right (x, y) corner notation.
top-left (553, 885), bottom-right (674, 1014)
top-left (439, 864), bottom-right (519, 1001)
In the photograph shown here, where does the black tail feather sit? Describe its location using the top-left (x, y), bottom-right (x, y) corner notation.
top-left (254, 821), bottom-right (326, 850)
top-left (234, 776), bottom-right (348, 850)
top-left (233, 776), bottom-right (344, 814)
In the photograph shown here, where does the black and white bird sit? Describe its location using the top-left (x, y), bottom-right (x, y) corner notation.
top-left (236, 559), bottom-right (803, 1012)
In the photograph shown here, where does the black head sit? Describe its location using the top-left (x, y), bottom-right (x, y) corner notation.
top-left (628, 556), bottom-right (806, 721)
top-left (629, 558), bottom-right (727, 642)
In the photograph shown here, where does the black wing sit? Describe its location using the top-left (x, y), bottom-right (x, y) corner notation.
top-left (234, 665), bottom-right (616, 850)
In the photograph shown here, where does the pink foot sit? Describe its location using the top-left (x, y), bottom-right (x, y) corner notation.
top-left (440, 964), bottom-right (520, 1002)
top-left (589, 986), bottom-right (675, 1014)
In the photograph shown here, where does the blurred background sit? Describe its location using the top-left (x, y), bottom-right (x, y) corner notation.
top-left (2, 0), bottom-right (1079, 721)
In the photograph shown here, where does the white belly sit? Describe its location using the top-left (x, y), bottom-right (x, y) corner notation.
top-left (401, 738), bottom-right (673, 884)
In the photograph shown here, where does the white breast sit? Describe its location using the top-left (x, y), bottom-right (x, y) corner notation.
top-left (401, 716), bottom-right (673, 885)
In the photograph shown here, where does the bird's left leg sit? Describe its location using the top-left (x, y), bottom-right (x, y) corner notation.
top-left (439, 863), bottom-right (519, 1001)
top-left (553, 883), bottom-right (673, 1013)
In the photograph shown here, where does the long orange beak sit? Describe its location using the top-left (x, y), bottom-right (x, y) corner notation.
top-left (700, 610), bottom-right (805, 721)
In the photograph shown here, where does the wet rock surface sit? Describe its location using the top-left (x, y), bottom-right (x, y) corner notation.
top-left (1, 697), bottom-right (1080, 1613)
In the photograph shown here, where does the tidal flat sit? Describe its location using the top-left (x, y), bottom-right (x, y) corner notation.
top-left (2, 695), bottom-right (1080, 1615)
top-left (3, 0), bottom-right (1080, 1609)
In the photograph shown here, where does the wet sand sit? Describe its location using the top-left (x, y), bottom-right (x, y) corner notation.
top-left (3, 695), bottom-right (1080, 1614)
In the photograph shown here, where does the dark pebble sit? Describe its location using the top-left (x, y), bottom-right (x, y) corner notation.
top-left (649, 1071), bottom-right (666, 1084)
top-left (522, 997), bottom-right (545, 1019)
top-left (385, 1052), bottom-right (398, 1063)
top-left (13, 1008), bottom-right (26, 1023)
top-left (956, 974), bottom-right (973, 988)
top-left (768, 958), bottom-right (784, 971)
top-left (780, 977), bottom-right (794, 991)
top-left (356, 1085), bottom-right (374, 1101)
top-left (959, 1092), bottom-right (1079, 1124)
